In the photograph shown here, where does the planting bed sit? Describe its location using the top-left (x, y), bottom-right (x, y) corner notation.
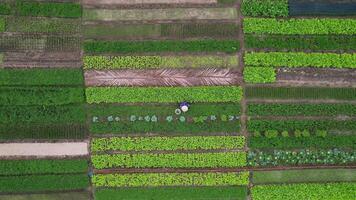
top-left (1, 0), bottom-right (356, 199)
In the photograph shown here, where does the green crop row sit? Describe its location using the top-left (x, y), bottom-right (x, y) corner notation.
top-left (248, 149), bottom-right (356, 167)
top-left (0, 105), bottom-right (85, 124)
top-left (248, 103), bottom-right (356, 116)
top-left (0, 159), bottom-right (88, 176)
top-left (91, 136), bottom-right (245, 152)
top-left (83, 55), bottom-right (238, 70)
top-left (245, 86), bottom-right (356, 100)
top-left (244, 18), bottom-right (356, 35)
top-left (245, 34), bottom-right (356, 51)
top-left (0, 17), bottom-right (5, 32)
top-left (0, 87), bottom-right (84, 106)
top-left (249, 135), bottom-right (356, 149)
top-left (253, 169), bottom-right (356, 184)
top-left (95, 186), bottom-right (247, 200)
top-left (92, 152), bottom-right (247, 169)
top-left (5, 17), bottom-right (81, 34)
top-left (248, 119), bottom-right (356, 132)
top-left (245, 52), bottom-right (356, 69)
top-left (241, 0), bottom-right (288, 17)
top-left (92, 172), bottom-right (249, 187)
top-left (0, 192), bottom-right (89, 200)
top-left (251, 182), bottom-right (356, 200)
top-left (85, 23), bottom-right (239, 39)
top-left (1, 1), bottom-right (81, 18)
top-left (0, 69), bottom-right (83, 86)
top-left (84, 40), bottom-right (239, 54)
top-left (243, 67), bottom-right (276, 83)
top-left (86, 86), bottom-right (242, 104)
top-left (0, 174), bottom-right (88, 193)
top-left (0, 124), bottom-right (87, 140)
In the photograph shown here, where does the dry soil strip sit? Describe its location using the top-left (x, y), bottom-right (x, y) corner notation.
top-left (83, 0), bottom-right (217, 5)
top-left (84, 68), bottom-right (242, 86)
top-left (0, 142), bottom-right (88, 157)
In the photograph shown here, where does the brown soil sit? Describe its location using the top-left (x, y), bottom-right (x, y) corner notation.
top-left (276, 68), bottom-right (356, 87)
top-left (3, 51), bottom-right (82, 68)
top-left (84, 68), bottom-right (242, 87)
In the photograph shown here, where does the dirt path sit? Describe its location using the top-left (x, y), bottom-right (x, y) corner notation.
top-left (0, 142), bottom-right (88, 157)
top-left (84, 68), bottom-right (242, 86)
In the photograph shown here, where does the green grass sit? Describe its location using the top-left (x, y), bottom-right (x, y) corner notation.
top-left (253, 169), bottom-right (356, 184)
top-left (95, 186), bottom-right (247, 200)
top-left (0, 159), bottom-right (88, 176)
top-left (251, 182), bottom-right (356, 200)
top-left (84, 40), bottom-right (239, 54)
top-left (0, 192), bottom-right (89, 200)
top-left (0, 69), bottom-right (83, 86)
top-left (245, 86), bottom-right (356, 100)
top-left (0, 174), bottom-right (88, 193)
top-left (0, 87), bottom-right (84, 106)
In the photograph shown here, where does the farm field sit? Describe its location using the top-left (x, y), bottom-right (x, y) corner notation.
top-left (0, 0), bottom-right (355, 200)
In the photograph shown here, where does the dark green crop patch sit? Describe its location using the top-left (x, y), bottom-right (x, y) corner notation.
top-left (241, 0), bottom-right (289, 17)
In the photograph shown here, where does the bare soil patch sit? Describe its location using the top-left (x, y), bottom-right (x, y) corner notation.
top-left (83, 0), bottom-right (217, 6)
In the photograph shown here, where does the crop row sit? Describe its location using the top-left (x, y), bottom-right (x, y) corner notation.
top-left (0, 69), bottom-right (83, 86)
top-left (95, 186), bottom-right (247, 200)
top-left (0, 123), bottom-right (87, 140)
top-left (5, 17), bottom-right (81, 34)
top-left (92, 152), bottom-right (247, 169)
top-left (289, 0), bottom-right (356, 16)
top-left (245, 52), bottom-right (356, 69)
top-left (0, 1), bottom-right (81, 18)
top-left (241, 0), bottom-right (288, 17)
top-left (251, 182), bottom-right (356, 200)
top-left (91, 136), bottom-right (245, 152)
top-left (85, 23), bottom-right (239, 39)
top-left (248, 149), bottom-right (356, 167)
top-left (244, 18), bottom-right (356, 35)
top-left (245, 35), bottom-right (356, 51)
top-left (0, 87), bottom-right (85, 106)
top-left (250, 135), bottom-right (356, 149)
top-left (248, 119), bottom-right (356, 132)
top-left (0, 105), bottom-right (85, 124)
top-left (253, 168), bottom-right (356, 184)
top-left (0, 34), bottom-right (81, 51)
top-left (92, 172), bottom-right (249, 187)
top-left (83, 55), bottom-right (238, 70)
top-left (0, 174), bottom-right (88, 193)
top-left (245, 86), bottom-right (356, 100)
top-left (0, 192), bottom-right (89, 200)
top-left (86, 86), bottom-right (243, 104)
top-left (84, 40), bottom-right (240, 54)
top-left (248, 103), bottom-right (356, 116)
top-left (243, 67), bottom-right (276, 83)
top-left (0, 159), bottom-right (87, 176)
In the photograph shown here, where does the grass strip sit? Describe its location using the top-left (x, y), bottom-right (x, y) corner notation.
top-left (245, 52), bottom-right (356, 69)
top-left (0, 105), bottom-right (85, 124)
top-left (0, 192), bottom-right (89, 200)
top-left (241, 0), bottom-right (288, 17)
top-left (0, 159), bottom-right (88, 175)
top-left (0, 87), bottom-right (84, 106)
top-left (245, 86), bottom-right (356, 100)
top-left (83, 8), bottom-right (237, 21)
top-left (245, 34), bottom-right (356, 51)
top-left (0, 174), bottom-right (88, 193)
top-left (0, 124), bottom-right (87, 140)
top-left (251, 182), bottom-right (356, 200)
top-left (92, 152), bottom-right (247, 169)
top-left (83, 55), bottom-right (238, 69)
top-left (249, 135), bottom-right (356, 149)
top-left (248, 103), bottom-right (356, 116)
top-left (244, 18), bottom-right (356, 35)
top-left (86, 86), bottom-right (242, 103)
top-left (84, 40), bottom-right (239, 54)
top-left (92, 172), bottom-right (249, 187)
top-left (91, 136), bottom-right (245, 152)
top-left (95, 186), bottom-right (247, 200)
top-left (243, 67), bottom-right (276, 83)
top-left (0, 69), bottom-right (83, 86)
top-left (253, 169), bottom-right (356, 184)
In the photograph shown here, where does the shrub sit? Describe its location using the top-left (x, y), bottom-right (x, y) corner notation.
top-left (241, 0), bottom-right (288, 17)
top-left (302, 130), bottom-right (310, 137)
top-left (281, 131), bottom-right (289, 137)
top-left (316, 130), bottom-right (327, 138)
top-left (264, 130), bottom-right (278, 138)
top-left (243, 67), bottom-right (276, 83)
